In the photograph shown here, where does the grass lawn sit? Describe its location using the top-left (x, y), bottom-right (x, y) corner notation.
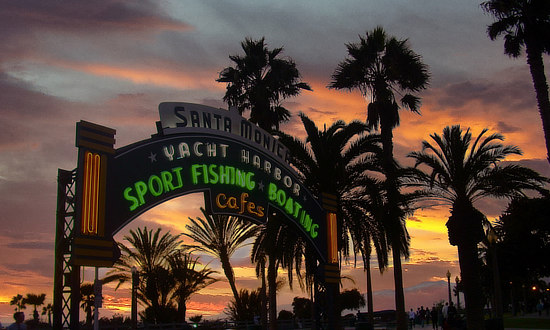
top-left (503, 315), bottom-right (550, 329)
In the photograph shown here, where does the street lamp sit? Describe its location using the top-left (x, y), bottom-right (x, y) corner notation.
top-left (455, 276), bottom-right (461, 310)
top-left (487, 226), bottom-right (503, 329)
top-left (446, 270), bottom-right (452, 304)
top-left (131, 266), bottom-right (138, 330)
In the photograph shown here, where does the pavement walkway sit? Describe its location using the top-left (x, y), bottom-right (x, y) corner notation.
top-left (504, 311), bottom-right (550, 330)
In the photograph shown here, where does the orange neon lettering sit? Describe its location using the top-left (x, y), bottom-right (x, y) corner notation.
top-left (82, 151), bottom-right (100, 235)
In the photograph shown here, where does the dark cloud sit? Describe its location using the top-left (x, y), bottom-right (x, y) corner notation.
top-left (5, 241), bottom-right (53, 250)
top-left (408, 216), bottom-right (422, 223)
top-left (431, 68), bottom-right (536, 112)
top-left (304, 107), bottom-right (338, 116)
top-left (6, 256), bottom-right (54, 278)
top-left (495, 121), bottom-right (521, 133)
top-left (0, 1), bottom-right (191, 35)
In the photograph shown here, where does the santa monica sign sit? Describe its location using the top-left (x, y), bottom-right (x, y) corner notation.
top-left (84, 102), bottom-right (327, 262)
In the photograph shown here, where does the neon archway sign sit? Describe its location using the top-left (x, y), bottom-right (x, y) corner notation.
top-left (54, 102), bottom-right (341, 329)
top-left (76, 102), bottom-right (329, 264)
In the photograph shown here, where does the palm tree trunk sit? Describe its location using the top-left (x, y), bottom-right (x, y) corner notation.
top-left (392, 241), bottom-right (408, 329)
top-left (260, 259), bottom-right (268, 329)
top-left (220, 252), bottom-right (241, 310)
top-left (178, 298), bottom-right (187, 323)
top-left (525, 39), bottom-right (550, 164)
top-left (268, 253), bottom-right (278, 330)
top-left (457, 241), bottom-right (484, 329)
top-left (365, 253), bottom-right (374, 325)
top-left (380, 122), bottom-right (408, 330)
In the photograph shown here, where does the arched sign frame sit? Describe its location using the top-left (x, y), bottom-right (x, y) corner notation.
top-left (53, 102), bottom-right (340, 329)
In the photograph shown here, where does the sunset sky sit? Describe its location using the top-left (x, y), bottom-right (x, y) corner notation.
top-left (1, 0), bottom-right (550, 325)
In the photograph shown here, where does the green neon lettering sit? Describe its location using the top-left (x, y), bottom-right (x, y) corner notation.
top-left (227, 166), bottom-right (235, 184)
top-left (161, 171), bottom-right (175, 191)
top-left (124, 187), bottom-right (139, 211)
top-left (220, 165), bottom-right (229, 184)
top-left (285, 196), bottom-right (294, 214)
top-left (302, 214), bottom-right (312, 231)
top-left (268, 183), bottom-right (277, 201)
top-left (202, 164), bottom-right (209, 184)
top-left (208, 164), bottom-right (219, 184)
top-left (293, 201), bottom-right (302, 218)
top-left (135, 181), bottom-right (147, 205)
top-left (245, 172), bottom-right (255, 190)
top-left (310, 224), bottom-right (319, 238)
top-left (148, 175), bottom-right (163, 197)
top-left (276, 189), bottom-right (286, 207)
top-left (236, 169), bottom-right (245, 187)
top-left (191, 164), bottom-right (202, 184)
top-left (172, 167), bottom-right (183, 188)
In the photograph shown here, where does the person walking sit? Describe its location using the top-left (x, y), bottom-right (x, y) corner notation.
top-left (431, 305), bottom-right (438, 329)
top-left (409, 308), bottom-right (416, 328)
top-left (442, 302), bottom-right (449, 327)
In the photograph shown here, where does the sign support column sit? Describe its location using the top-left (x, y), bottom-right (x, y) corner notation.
top-left (321, 192), bottom-right (341, 329)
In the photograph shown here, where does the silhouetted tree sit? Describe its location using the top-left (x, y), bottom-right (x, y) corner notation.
top-left (225, 288), bottom-right (263, 322)
top-left (292, 297), bottom-right (312, 320)
top-left (277, 113), bottom-right (387, 324)
top-left (494, 196), bottom-right (550, 292)
top-left (10, 294), bottom-right (26, 312)
top-left (407, 125), bottom-right (548, 329)
top-left (330, 26), bottom-right (430, 330)
top-left (337, 288), bottom-right (366, 314)
top-left (80, 283), bottom-right (95, 327)
top-left (217, 37), bottom-right (311, 131)
top-left (184, 208), bottom-right (257, 312)
top-left (278, 310), bottom-right (294, 320)
top-left (23, 293), bottom-right (46, 322)
top-left (482, 0), bottom-right (550, 164)
top-left (42, 303), bottom-right (53, 326)
top-left (168, 250), bottom-right (218, 322)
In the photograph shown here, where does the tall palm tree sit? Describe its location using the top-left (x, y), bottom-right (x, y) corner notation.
top-left (167, 250), bottom-right (218, 322)
top-left (329, 26), bottom-right (430, 329)
top-left (217, 37), bottom-right (311, 131)
top-left (184, 207), bottom-right (257, 311)
top-left (250, 214), bottom-right (297, 330)
top-left (23, 293), bottom-right (46, 322)
top-left (482, 0), bottom-right (550, 163)
top-left (407, 125), bottom-right (548, 329)
top-left (277, 113), bottom-right (387, 323)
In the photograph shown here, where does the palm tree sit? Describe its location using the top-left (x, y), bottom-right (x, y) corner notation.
top-left (42, 303), bottom-right (53, 326)
top-left (277, 113), bottom-right (387, 324)
top-left (141, 264), bottom-right (178, 324)
top-left (184, 207), bottom-right (257, 311)
top-left (225, 288), bottom-right (263, 322)
top-left (407, 125), bottom-right (548, 329)
top-left (10, 294), bottom-right (26, 312)
top-left (482, 0), bottom-right (550, 164)
top-left (250, 214), bottom-right (294, 330)
top-left (103, 227), bottom-right (183, 320)
top-left (104, 227), bottom-right (182, 289)
top-left (329, 26), bottom-right (430, 329)
top-left (167, 250), bottom-right (218, 322)
top-left (80, 283), bottom-right (95, 327)
top-left (217, 37), bottom-right (311, 131)
top-left (23, 293), bottom-right (46, 322)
